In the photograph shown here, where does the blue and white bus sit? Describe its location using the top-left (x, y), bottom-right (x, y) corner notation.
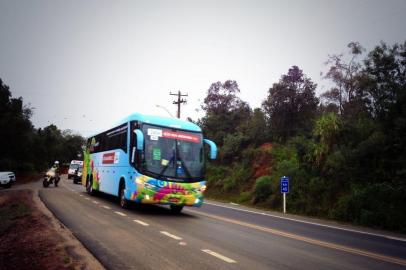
top-left (82, 113), bottom-right (217, 213)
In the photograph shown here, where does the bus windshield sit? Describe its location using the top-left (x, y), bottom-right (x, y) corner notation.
top-left (141, 124), bottom-right (204, 182)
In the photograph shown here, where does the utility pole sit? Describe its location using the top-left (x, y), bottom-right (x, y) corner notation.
top-left (170, 91), bottom-right (188, 118)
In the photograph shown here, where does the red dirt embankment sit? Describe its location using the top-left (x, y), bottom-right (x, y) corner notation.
top-left (0, 189), bottom-right (103, 270)
top-left (251, 143), bottom-right (273, 180)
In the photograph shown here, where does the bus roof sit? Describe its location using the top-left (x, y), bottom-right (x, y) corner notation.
top-left (87, 113), bottom-right (202, 138)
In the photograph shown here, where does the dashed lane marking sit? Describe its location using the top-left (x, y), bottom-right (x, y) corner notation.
top-left (92, 200), bottom-right (99, 204)
top-left (133, 220), bottom-right (149, 226)
top-left (114, 211), bottom-right (127, 217)
top-left (102, 205), bottom-right (111, 210)
top-left (160, 231), bottom-right (182, 240)
top-left (201, 249), bottom-right (237, 263)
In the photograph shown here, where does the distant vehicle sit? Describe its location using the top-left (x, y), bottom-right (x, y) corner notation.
top-left (68, 160), bottom-right (83, 179)
top-left (0, 172), bottom-right (16, 188)
top-left (73, 166), bottom-right (82, 184)
top-left (82, 113), bottom-right (217, 213)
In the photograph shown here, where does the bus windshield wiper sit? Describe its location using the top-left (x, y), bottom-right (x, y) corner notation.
top-left (157, 155), bottom-right (174, 179)
top-left (175, 143), bottom-right (192, 179)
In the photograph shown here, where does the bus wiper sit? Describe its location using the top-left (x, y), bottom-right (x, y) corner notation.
top-left (175, 143), bottom-right (192, 179)
top-left (177, 157), bottom-right (192, 179)
top-left (157, 155), bottom-right (174, 179)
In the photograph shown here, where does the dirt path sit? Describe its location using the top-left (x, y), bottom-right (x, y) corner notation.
top-left (0, 176), bottom-right (105, 270)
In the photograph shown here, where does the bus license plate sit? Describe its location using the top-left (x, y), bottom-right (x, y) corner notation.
top-left (169, 197), bottom-right (180, 203)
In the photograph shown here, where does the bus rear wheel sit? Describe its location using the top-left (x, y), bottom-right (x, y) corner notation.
top-left (170, 205), bottom-right (183, 214)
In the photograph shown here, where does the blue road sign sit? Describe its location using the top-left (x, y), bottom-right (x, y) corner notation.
top-left (280, 176), bottom-right (289, 193)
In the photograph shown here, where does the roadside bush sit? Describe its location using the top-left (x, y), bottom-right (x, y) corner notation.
top-left (237, 191), bottom-right (252, 203)
top-left (222, 164), bottom-right (251, 192)
top-left (0, 158), bottom-right (18, 172)
top-left (253, 176), bottom-right (272, 203)
top-left (17, 162), bottom-right (36, 173)
top-left (206, 164), bottom-right (229, 189)
top-left (331, 183), bottom-right (406, 233)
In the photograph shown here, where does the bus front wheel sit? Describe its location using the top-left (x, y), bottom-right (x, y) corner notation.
top-left (87, 178), bottom-right (95, 195)
top-left (170, 205), bottom-right (183, 214)
top-left (119, 186), bottom-right (129, 209)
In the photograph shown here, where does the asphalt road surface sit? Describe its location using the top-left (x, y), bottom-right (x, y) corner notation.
top-left (39, 176), bottom-right (406, 270)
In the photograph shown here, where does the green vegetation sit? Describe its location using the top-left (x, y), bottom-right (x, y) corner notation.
top-left (0, 79), bottom-right (84, 172)
top-left (199, 41), bottom-right (406, 233)
top-left (0, 202), bottom-right (31, 235)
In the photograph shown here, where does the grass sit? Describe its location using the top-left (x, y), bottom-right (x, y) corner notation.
top-left (0, 202), bottom-right (31, 235)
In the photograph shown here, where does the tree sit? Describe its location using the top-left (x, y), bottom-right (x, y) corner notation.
top-left (199, 80), bottom-right (251, 146)
top-left (237, 108), bottom-right (269, 146)
top-left (362, 41), bottom-right (406, 121)
top-left (262, 66), bottom-right (319, 141)
top-left (322, 42), bottom-right (366, 116)
top-left (0, 79), bottom-right (35, 171)
top-left (0, 78), bottom-right (85, 172)
top-left (311, 113), bottom-right (342, 168)
top-left (361, 41), bottom-right (406, 184)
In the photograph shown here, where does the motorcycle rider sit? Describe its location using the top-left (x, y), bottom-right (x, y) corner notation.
top-left (52, 161), bottom-right (60, 186)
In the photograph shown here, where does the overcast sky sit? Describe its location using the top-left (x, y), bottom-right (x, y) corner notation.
top-left (0, 0), bottom-right (405, 136)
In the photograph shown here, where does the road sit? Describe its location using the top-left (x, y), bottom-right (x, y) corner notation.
top-left (39, 175), bottom-right (406, 270)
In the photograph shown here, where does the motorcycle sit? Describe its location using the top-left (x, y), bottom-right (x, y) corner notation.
top-left (43, 168), bottom-right (60, 187)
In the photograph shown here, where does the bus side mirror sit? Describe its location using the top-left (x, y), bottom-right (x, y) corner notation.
top-left (134, 129), bottom-right (144, 150)
top-left (204, 139), bottom-right (217, 160)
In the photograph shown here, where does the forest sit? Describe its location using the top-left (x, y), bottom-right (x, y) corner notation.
top-left (0, 79), bottom-right (84, 172)
top-left (198, 41), bottom-right (406, 232)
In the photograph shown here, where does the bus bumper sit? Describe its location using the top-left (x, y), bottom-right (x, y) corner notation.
top-left (130, 176), bottom-right (206, 207)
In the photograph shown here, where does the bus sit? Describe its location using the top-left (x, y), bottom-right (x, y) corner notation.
top-left (81, 113), bottom-right (217, 213)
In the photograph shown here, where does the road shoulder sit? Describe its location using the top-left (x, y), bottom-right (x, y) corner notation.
top-left (0, 177), bottom-right (105, 270)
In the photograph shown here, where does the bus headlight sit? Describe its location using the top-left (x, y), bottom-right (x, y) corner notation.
top-left (192, 185), bottom-right (206, 193)
top-left (136, 177), bottom-right (143, 185)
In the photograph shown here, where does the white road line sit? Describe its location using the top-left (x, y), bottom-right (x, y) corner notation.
top-left (102, 205), bottom-right (111, 210)
top-left (230, 202), bottom-right (239, 206)
top-left (133, 220), bottom-right (149, 226)
top-left (201, 249), bottom-right (236, 263)
top-left (79, 194), bottom-right (83, 197)
top-left (160, 231), bottom-right (182, 240)
top-left (85, 197), bottom-right (90, 200)
top-left (204, 202), bottom-right (406, 242)
top-left (115, 211), bottom-right (127, 217)
top-left (92, 200), bottom-right (99, 204)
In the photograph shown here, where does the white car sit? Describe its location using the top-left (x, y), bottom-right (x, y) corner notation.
top-left (73, 166), bottom-right (83, 184)
top-left (68, 160), bottom-right (83, 179)
top-left (0, 172), bottom-right (16, 188)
